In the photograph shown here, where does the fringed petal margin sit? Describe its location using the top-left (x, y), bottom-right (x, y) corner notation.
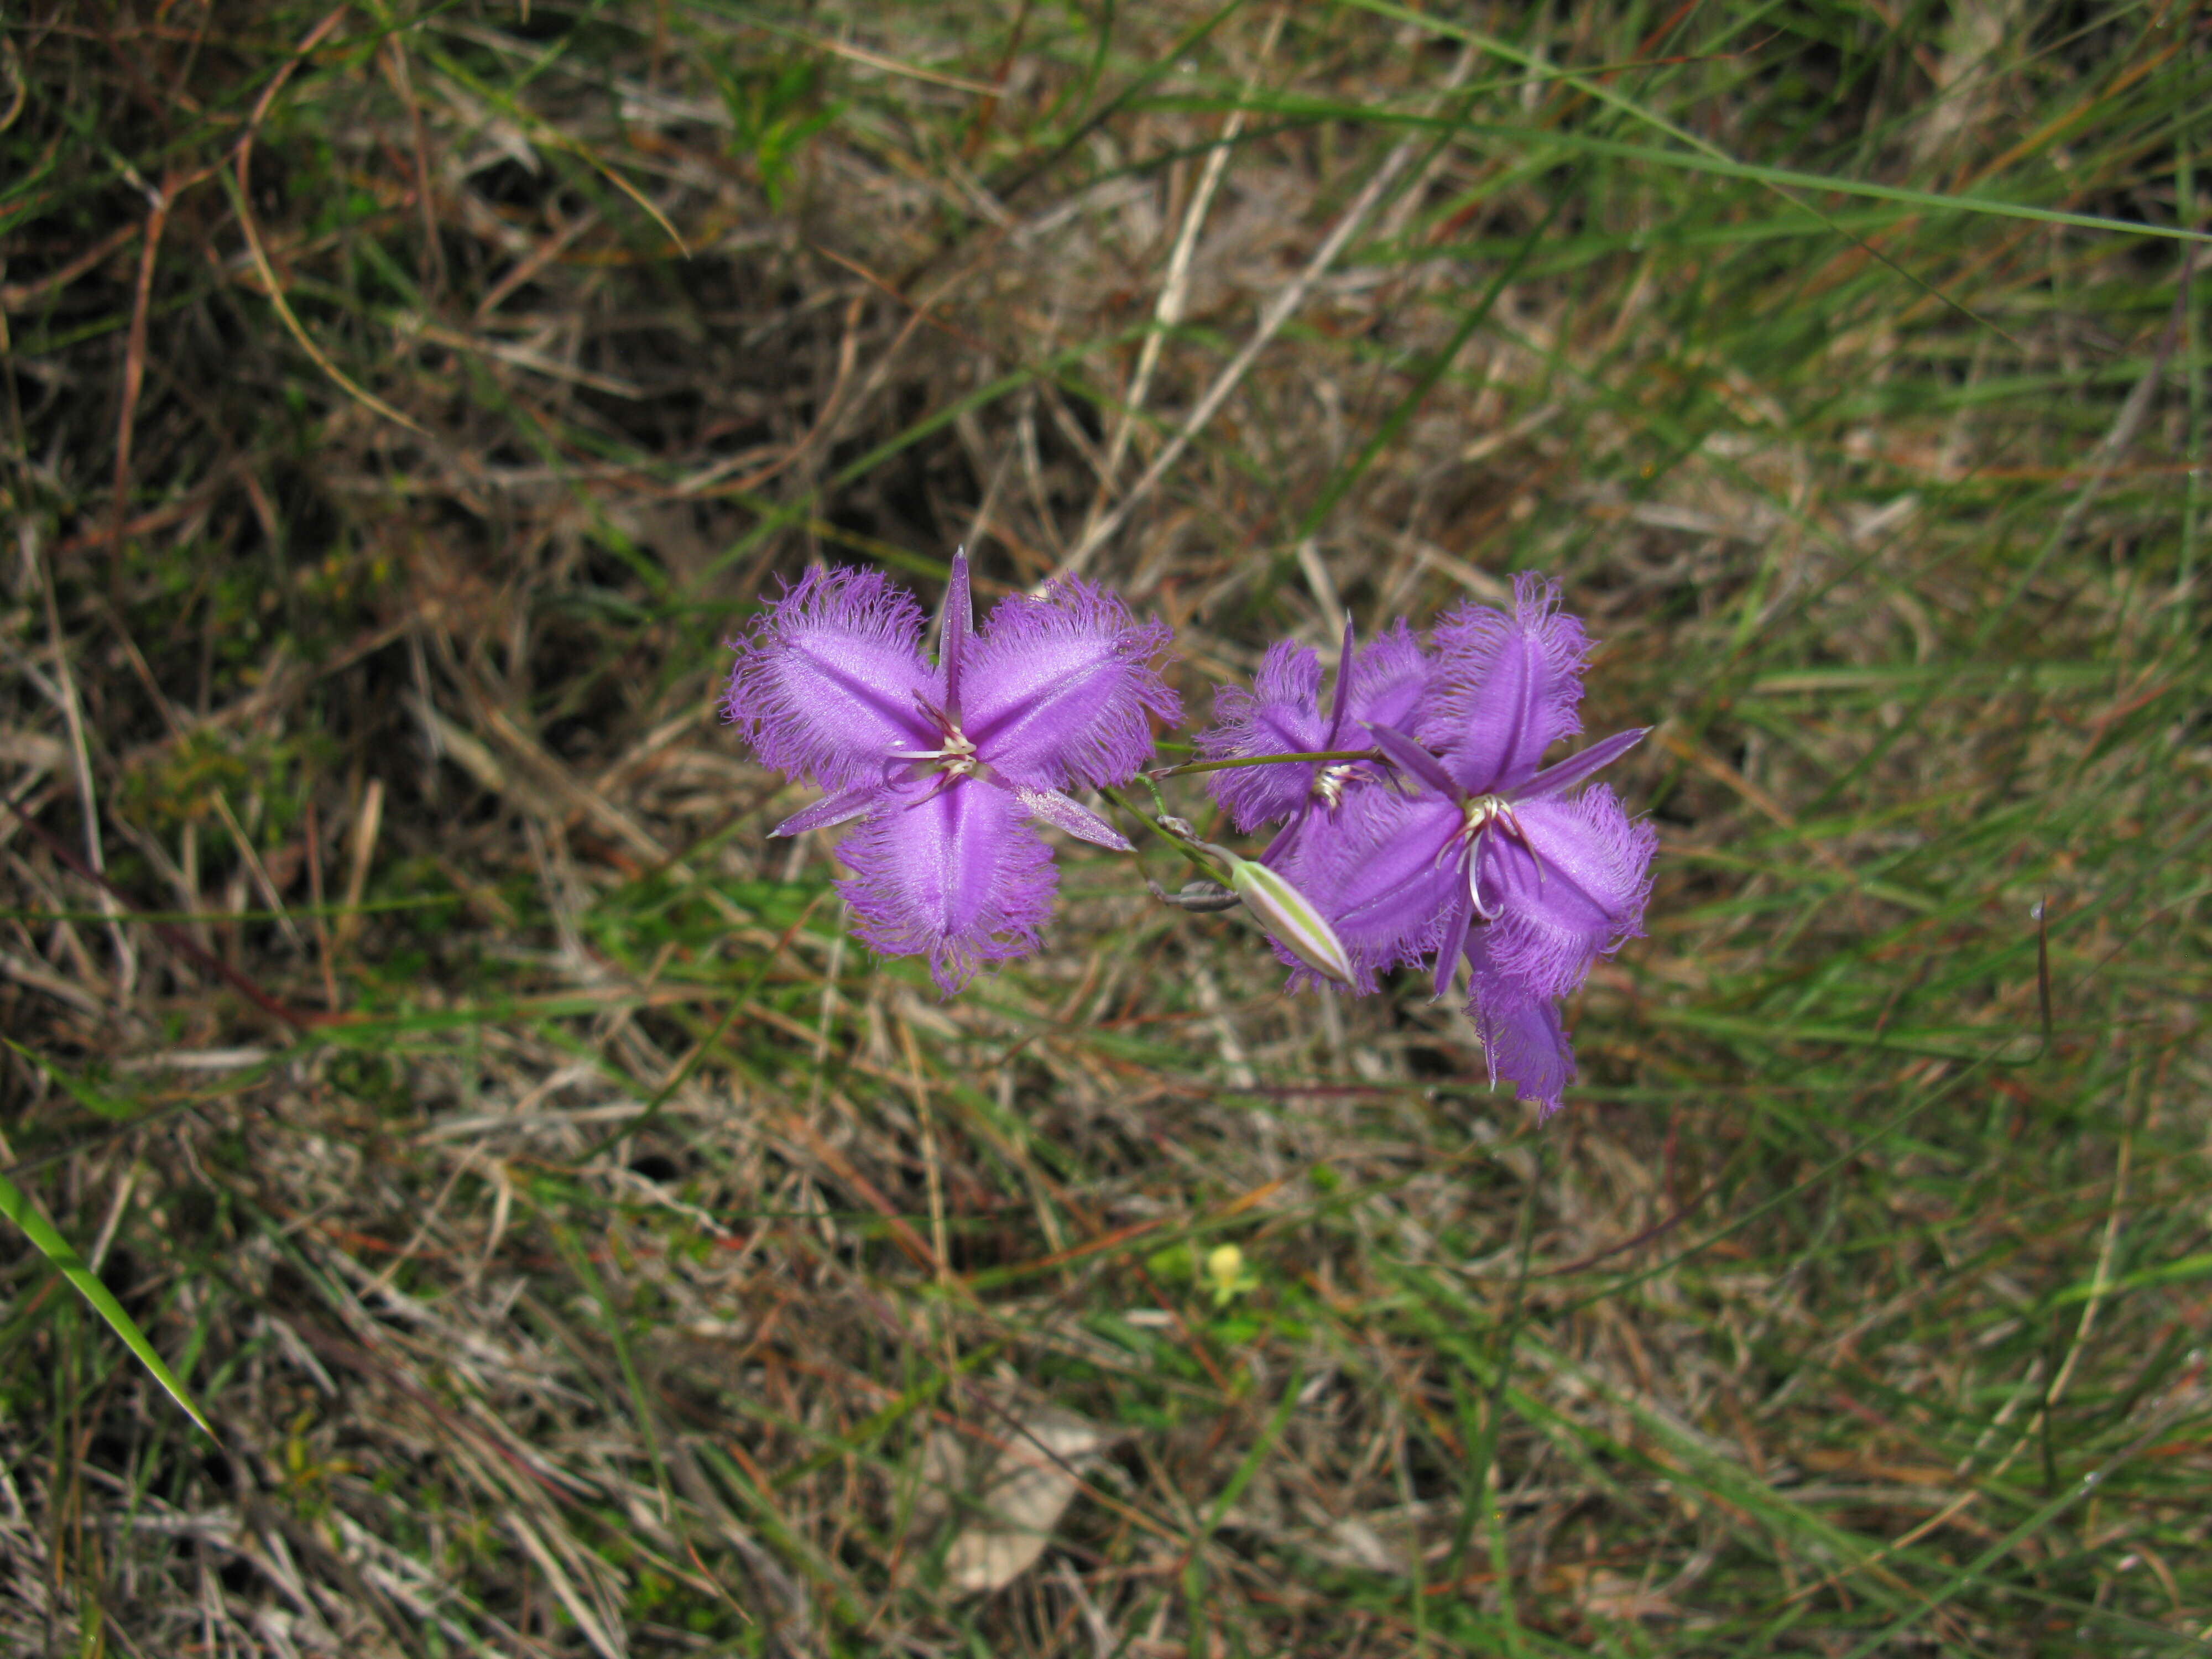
top-left (961, 576), bottom-right (1180, 790)
top-left (835, 778), bottom-right (1056, 995)
top-left (1197, 640), bottom-right (1328, 832)
top-left (723, 566), bottom-right (938, 792)
top-left (1420, 571), bottom-right (1589, 796)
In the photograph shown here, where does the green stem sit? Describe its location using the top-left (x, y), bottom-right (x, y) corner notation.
top-left (1099, 787), bottom-right (1232, 882)
top-left (1147, 748), bottom-right (1378, 779)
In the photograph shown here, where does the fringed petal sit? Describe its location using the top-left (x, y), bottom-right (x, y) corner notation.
top-left (1197, 641), bottom-right (1329, 832)
top-left (834, 778), bottom-right (1055, 995)
top-left (961, 576), bottom-right (1180, 790)
top-left (1465, 934), bottom-right (1577, 1114)
top-left (1343, 619), bottom-right (1431, 738)
top-left (1276, 788), bottom-right (1463, 994)
top-left (770, 784), bottom-right (880, 838)
top-left (1420, 571), bottom-right (1589, 795)
top-left (723, 566), bottom-right (938, 791)
top-left (1473, 786), bottom-right (1656, 999)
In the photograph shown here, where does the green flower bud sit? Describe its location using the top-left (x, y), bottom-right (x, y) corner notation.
top-left (1213, 849), bottom-right (1355, 987)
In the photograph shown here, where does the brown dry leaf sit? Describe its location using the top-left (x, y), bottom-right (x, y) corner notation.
top-left (1545, 1564), bottom-right (1679, 1624)
top-left (914, 1405), bottom-right (1123, 1596)
top-left (1580, 1567), bottom-right (1678, 1623)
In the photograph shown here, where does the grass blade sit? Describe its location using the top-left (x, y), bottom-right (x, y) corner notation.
top-left (0, 1166), bottom-right (213, 1437)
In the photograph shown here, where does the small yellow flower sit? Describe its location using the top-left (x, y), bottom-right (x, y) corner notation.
top-left (1203, 1243), bottom-right (1259, 1308)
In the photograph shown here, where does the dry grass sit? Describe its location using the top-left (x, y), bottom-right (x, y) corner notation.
top-left (3, 2), bottom-right (2210, 1655)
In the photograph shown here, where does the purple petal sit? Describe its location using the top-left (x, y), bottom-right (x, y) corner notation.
top-left (724, 566), bottom-right (938, 791)
top-left (1473, 786), bottom-right (1657, 998)
top-left (1466, 935), bottom-right (1577, 1113)
top-left (770, 785), bottom-right (880, 838)
top-left (1363, 722), bottom-right (1460, 799)
top-left (940, 550), bottom-right (974, 724)
top-left (1516, 727), bottom-right (1648, 802)
top-left (1015, 787), bottom-right (1133, 851)
top-left (961, 576), bottom-right (1180, 790)
top-left (1419, 571), bottom-right (1589, 795)
top-left (1430, 879), bottom-right (1472, 1002)
top-left (834, 777), bottom-right (1056, 995)
top-left (1342, 619), bottom-right (1431, 740)
top-left (1258, 797), bottom-right (1316, 866)
top-left (1197, 641), bottom-right (1329, 832)
top-left (1280, 787), bottom-right (1463, 991)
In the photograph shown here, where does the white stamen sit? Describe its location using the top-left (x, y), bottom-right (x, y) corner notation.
top-left (1311, 763), bottom-right (1360, 807)
top-left (892, 713), bottom-right (982, 779)
top-left (1458, 793), bottom-right (1536, 915)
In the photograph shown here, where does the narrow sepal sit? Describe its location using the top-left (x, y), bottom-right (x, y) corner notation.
top-left (1326, 616), bottom-right (1356, 733)
top-left (1363, 722), bottom-right (1460, 798)
top-left (1430, 881), bottom-right (1472, 1001)
top-left (941, 549), bottom-right (973, 724)
top-left (1517, 726), bottom-right (1648, 801)
top-left (770, 785), bottom-right (879, 838)
top-left (1015, 787), bottom-right (1133, 851)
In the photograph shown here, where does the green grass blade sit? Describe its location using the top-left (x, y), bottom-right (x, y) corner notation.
top-left (0, 1167), bottom-right (214, 1437)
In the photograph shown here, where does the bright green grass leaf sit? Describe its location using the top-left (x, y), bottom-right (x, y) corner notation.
top-left (0, 1167), bottom-right (213, 1437)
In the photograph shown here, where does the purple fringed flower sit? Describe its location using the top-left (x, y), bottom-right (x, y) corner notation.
top-left (1228, 574), bottom-right (1655, 1113)
top-left (725, 552), bottom-right (1179, 992)
top-left (1197, 618), bottom-right (1430, 853)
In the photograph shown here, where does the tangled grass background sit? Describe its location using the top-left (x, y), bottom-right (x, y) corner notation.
top-left (2, 2), bottom-right (2209, 1653)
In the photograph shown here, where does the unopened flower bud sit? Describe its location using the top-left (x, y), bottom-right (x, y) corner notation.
top-left (1211, 848), bottom-right (1355, 987)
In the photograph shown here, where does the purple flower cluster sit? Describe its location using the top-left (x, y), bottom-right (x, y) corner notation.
top-left (723, 552), bottom-right (1177, 993)
top-left (724, 554), bottom-right (1652, 1114)
top-left (1197, 575), bottom-right (1655, 1113)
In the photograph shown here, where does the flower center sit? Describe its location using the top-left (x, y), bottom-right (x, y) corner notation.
top-left (1455, 794), bottom-right (1530, 922)
top-left (1460, 793), bottom-right (1512, 838)
top-left (1311, 763), bottom-right (1361, 807)
top-left (890, 703), bottom-right (984, 781)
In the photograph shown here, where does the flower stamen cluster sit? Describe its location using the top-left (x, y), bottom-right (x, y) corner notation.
top-left (890, 697), bottom-right (984, 782)
top-left (1313, 763), bottom-right (1363, 807)
top-left (1455, 793), bottom-right (1534, 921)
